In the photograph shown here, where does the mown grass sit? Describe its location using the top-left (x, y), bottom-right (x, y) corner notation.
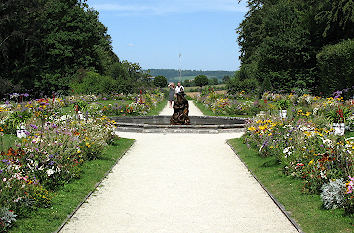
top-left (145, 100), bottom-right (167, 116)
top-left (0, 134), bottom-right (18, 152)
top-left (228, 138), bottom-right (354, 233)
top-left (193, 100), bottom-right (252, 118)
top-left (10, 138), bottom-right (134, 233)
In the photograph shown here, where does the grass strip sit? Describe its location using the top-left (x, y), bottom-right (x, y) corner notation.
top-left (193, 100), bottom-right (252, 118)
top-left (10, 138), bottom-right (134, 233)
top-left (228, 138), bottom-right (353, 233)
top-left (145, 100), bottom-right (167, 116)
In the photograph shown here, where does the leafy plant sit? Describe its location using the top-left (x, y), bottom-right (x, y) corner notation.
top-left (0, 207), bottom-right (17, 232)
top-left (276, 99), bottom-right (291, 110)
top-left (321, 179), bottom-right (346, 209)
top-left (326, 107), bottom-right (351, 123)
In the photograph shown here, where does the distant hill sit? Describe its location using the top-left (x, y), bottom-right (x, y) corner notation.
top-left (145, 69), bottom-right (235, 82)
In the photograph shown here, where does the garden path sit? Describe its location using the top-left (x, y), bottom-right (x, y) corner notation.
top-left (60, 101), bottom-right (298, 233)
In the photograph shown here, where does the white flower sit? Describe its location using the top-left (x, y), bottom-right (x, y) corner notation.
top-left (47, 169), bottom-right (55, 176)
top-left (322, 139), bottom-right (333, 147)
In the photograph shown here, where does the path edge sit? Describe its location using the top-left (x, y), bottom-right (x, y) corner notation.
top-left (226, 140), bottom-right (304, 233)
top-left (54, 139), bottom-right (135, 233)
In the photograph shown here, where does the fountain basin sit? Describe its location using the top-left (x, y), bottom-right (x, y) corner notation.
top-left (111, 115), bottom-right (247, 134)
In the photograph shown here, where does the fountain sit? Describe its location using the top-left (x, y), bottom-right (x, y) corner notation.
top-left (112, 92), bottom-right (246, 134)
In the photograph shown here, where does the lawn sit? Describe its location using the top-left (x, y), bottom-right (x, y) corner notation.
top-left (145, 100), bottom-right (167, 116)
top-left (9, 138), bottom-right (134, 233)
top-left (228, 138), bottom-right (354, 233)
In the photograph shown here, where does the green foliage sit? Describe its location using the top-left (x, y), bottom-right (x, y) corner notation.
top-left (261, 76), bottom-right (273, 94)
top-left (209, 78), bottom-right (219, 85)
top-left (110, 61), bottom-right (153, 94)
top-left (194, 75), bottom-right (209, 87)
top-left (0, 0), bottom-right (118, 97)
top-left (276, 99), bottom-right (291, 110)
top-left (70, 71), bottom-right (115, 95)
top-left (153, 75), bottom-right (168, 88)
top-left (317, 39), bottom-right (354, 96)
top-left (237, 0), bottom-right (354, 94)
top-left (227, 73), bottom-right (259, 94)
top-left (325, 107), bottom-right (351, 123)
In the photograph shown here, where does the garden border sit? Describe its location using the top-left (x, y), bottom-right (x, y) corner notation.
top-left (54, 140), bottom-right (134, 233)
top-left (226, 141), bottom-right (304, 233)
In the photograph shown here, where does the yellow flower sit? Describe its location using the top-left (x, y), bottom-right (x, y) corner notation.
top-left (304, 131), bottom-right (312, 137)
top-left (248, 127), bottom-right (256, 131)
top-left (305, 112), bottom-right (311, 117)
top-left (308, 160), bottom-right (314, 165)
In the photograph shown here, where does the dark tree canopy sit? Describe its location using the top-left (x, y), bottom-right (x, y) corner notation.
top-left (236, 0), bottom-right (354, 96)
top-left (194, 75), bottom-right (209, 88)
top-left (153, 75), bottom-right (168, 88)
top-left (0, 0), bottom-right (122, 97)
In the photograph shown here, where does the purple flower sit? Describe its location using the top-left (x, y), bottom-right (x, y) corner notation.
top-left (30, 124), bottom-right (38, 129)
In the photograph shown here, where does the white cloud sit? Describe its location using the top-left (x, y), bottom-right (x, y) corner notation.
top-left (91, 0), bottom-right (247, 15)
top-left (128, 43), bottom-right (135, 47)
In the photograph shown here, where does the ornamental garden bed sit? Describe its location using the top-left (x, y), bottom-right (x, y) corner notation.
top-left (0, 91), bottom-right (165, 232)
top-left (197, 90), bottom-right (354, 231)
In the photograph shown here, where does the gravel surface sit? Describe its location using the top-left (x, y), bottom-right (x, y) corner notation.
top-left (60, 101), bottom-right (298, 233)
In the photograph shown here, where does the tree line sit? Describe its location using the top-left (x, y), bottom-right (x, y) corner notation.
top-left (233, 0), bottom-right (354, 97)
top-left (0, 0), bottom-right (152, 98)
top-left (147, 69), bottom-right (235, 81)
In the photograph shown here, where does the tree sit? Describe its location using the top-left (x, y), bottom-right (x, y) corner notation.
top-left (153, 75), bottom-right (168, 88)
top-left (194, 75), bottom-right (209, 88)
top-left (209, 78), bottom-right (219, 85)
top-left (222, 75), bottom-right (231, 83)
top-left (0, 0), bottom-right (118, 97)
top-left (237, 0), bottom-right (354, 95)
top-left (317, 39), bottom-right (354, 96)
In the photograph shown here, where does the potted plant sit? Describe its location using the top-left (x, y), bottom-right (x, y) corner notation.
top-left (277, 99), bottom-right (290, 118)
top-left (326, 106), bottom-right (351, 136)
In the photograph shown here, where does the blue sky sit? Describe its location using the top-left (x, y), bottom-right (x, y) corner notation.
top-left (86, 0), bottom-right (247, 71)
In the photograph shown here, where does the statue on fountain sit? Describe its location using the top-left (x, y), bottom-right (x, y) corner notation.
top-left (170, 91), bottom-right (190, 125)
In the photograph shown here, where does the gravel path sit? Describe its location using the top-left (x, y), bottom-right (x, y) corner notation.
top-left (60, 101), bottom-right (298, 233)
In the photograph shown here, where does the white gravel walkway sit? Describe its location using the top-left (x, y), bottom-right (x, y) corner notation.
top-left (60, 101), bottom-right (298, 233)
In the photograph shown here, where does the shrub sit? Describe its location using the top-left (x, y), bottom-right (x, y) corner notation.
top-left (227, 75), bottom-right (259, 95)
top-left (321, 179), bottom-right (346, 210)
top-left (317, 39), bottom-right (354, 96)
top-left (70, 71), bottom-right (115, 95)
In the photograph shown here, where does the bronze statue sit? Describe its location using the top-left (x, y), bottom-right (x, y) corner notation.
top-left (170, 92), bottom-right (190, 125)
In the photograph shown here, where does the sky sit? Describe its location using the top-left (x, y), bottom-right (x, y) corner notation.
top-left (86, 0), bottom-right (248, 71)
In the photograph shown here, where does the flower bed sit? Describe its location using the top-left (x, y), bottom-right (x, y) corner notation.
top-left (195, 89), bottom-right (260, 116)
top-left (243, 93), bottom-right (353, 214)
top-left (0, 99), bottom-right (118, 231)
top-left (65, 91), bottom-right (165, 116)
top-left (0, 91), bottom-right (165, 232)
